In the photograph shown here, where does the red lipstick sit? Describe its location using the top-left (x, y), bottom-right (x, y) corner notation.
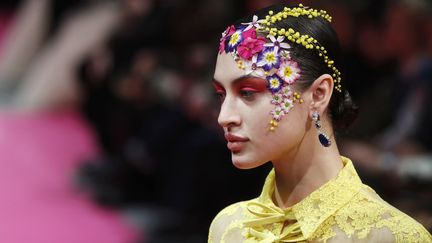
top-left (224, 133), bottom-right (249, 152)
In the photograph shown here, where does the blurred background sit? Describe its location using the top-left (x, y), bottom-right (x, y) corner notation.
top-left (0, 0), bottom-right (430, 242)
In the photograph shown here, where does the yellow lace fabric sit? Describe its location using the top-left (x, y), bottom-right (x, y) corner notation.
top-left (208, 157), bottom-right (432, 242)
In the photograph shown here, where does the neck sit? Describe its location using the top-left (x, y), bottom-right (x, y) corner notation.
top-left (271, 125), bottom-right (343, 208)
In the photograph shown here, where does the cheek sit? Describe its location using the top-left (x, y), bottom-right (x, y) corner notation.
top-left (242, 104), bottom-right (273, 141)
top-left (274, 108), bottom-right (306, 146)
top-left (253, 104), bottom-right (307, 160)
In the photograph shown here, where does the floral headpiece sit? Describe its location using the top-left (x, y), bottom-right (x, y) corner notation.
top-left (219, 4), bottom-right (341, 131)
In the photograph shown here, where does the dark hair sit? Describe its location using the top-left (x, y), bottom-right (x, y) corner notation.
top-left (233, 4), bottom-right (358, 131)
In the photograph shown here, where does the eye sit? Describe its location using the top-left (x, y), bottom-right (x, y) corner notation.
top-left (239, 89), bottom-right (256, 101)
top-left (215, 91), bottom-right (226, 102)
top-left (212, 83), bottom-right (226, 102)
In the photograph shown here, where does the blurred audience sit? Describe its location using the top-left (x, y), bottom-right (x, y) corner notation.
top-left (0, 0), bottom-right (139, 242)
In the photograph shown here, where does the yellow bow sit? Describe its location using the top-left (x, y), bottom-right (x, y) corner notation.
top-left (243, 202), bottom-right (306, 242)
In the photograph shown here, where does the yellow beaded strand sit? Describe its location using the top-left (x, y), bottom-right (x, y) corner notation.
top-left (259, 4), bottom-right (342, 92)
top-left (262, 4), bottom-right (332, 26)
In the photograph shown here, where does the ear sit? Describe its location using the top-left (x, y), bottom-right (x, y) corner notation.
top-left (307, 74), bottom-right (334, 115)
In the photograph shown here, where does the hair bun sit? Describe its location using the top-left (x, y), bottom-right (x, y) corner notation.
top-left (331, 89), bottom-right (359, 131)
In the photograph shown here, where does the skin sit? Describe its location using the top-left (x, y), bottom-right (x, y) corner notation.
top-left (213, 52), bottom-right (344, 208)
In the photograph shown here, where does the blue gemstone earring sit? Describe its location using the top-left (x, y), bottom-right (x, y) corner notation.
top-left (312, 111), bottom-right (331, 147)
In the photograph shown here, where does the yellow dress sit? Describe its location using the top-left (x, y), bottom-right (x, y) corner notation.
top-left (208, 157), bottom-right (432, 242)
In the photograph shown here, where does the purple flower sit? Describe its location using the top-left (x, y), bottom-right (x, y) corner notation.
top-left (267, 74), bottom-right (283, 93)
top-left (257, 47), bottom-right (281, 71)
top-left (226, 29), bottom-right (243, 52)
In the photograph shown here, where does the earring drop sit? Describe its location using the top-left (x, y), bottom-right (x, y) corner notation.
top-left (312, 111), bottom-right (331, 147)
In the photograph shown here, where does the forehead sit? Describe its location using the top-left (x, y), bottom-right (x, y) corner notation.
top-left (214, 53), bottom-right (247, 85)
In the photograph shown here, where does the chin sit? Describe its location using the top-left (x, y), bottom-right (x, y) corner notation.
top-left (231, 153), bottom-right (265, 169)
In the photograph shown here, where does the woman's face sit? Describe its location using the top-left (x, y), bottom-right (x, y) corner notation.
top-left (213, 53), bottom-right (309, 169)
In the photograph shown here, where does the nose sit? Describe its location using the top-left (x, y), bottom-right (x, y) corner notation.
top-left (217, 98), bottom-right (241, 129)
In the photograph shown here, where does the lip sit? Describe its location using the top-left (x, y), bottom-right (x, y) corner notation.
top-left (224, 133), bottom-right (249, 142)
top-left (224, 133), bottom-right (249, 152)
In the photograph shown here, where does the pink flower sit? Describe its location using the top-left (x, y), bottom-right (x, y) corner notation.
top-left (237, 36), bottom-right (266, 60)
top-left (277, 60), bottom-right (301, 84)
top-left (219, 25), bottom-right (236, 53)
top-left (224, 25), bottom-right (236, 37)
top-left (219, 41), bottom-right (226, 54)
top-left (241, 28), bottom-right (257, 40)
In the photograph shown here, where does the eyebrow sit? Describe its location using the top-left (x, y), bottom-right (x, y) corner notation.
top-left (212, 75), bottom-right (265, 87)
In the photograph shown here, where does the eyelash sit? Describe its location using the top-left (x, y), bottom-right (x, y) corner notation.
top-left (213, 88), bottom-right (258, 103)
top-left (239, 89), bottom-right (256, 101)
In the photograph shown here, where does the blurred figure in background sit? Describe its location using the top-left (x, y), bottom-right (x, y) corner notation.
top-left (76, 1), bottom-right (269, 240)
top-left (0, 0), bottom-right (140, 242)
top-left (340, 0), bottom-right (432, 230)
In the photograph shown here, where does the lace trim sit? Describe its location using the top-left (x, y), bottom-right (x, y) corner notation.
top-left (208, 157), bottom-right (432, 242)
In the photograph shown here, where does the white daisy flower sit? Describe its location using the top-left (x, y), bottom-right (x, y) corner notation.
top-left (241, 15), bottom-right (263, 31)
top-left (264, 35), bottom-right (291, 53)
top-left (271, 106), bottom-right (285, 121)
top-left (281, 98), bottom-right (294, 112)
top-left (281, 86), bottom-right (293, 97)
top-left (244, 55), bottom-right (265, 77)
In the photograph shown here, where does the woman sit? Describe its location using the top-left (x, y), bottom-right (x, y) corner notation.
top-left (208, 4), bottom-right (431, 243)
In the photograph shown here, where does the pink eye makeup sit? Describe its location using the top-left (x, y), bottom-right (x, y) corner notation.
top-left (212, 82), bottom-right (226, 102)
top-left (213, 82), bottom-right (225, 93)
top-left (233, 77), bottom-right (267, 93)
